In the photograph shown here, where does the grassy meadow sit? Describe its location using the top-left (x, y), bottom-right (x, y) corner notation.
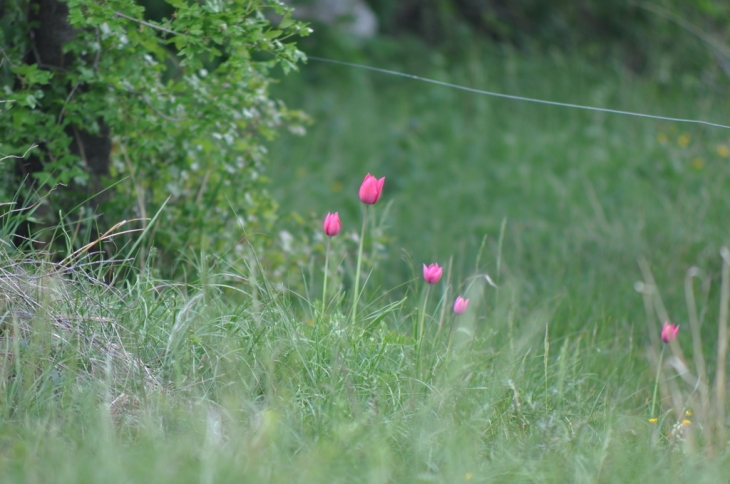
top-left (2, 43), bottom-right (730, 482)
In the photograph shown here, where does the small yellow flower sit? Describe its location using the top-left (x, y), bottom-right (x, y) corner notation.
top-left (718, 144), bottom-right (730, 158)
top-left (656, 132), bottom-right (668, 144)
top-left (331, 180), bottom-right (343, 193)
top-left (678, 133), bottom-right (691, 148)
top-left (465, 473), bottom-right (473, 481)
top-left (682, 419), bottom-right (691, 426)
top-left (685, 409), bottom-right (693, 417)
top-left (649, 418), bottom-right (658, 424)
top-left (692, 157), bottom-right (705, 170)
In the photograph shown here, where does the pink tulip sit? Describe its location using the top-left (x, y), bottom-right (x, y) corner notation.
top-left (453, 296), bottom-right (469, 315)
top-left (423, 263), bottom-right (443, 285)
top-left (661, 322), bottom-right (679, 343)
top-left (323, 212), bottom-right (341, 237)
top-left (358, 173), bottom-right (385, 205)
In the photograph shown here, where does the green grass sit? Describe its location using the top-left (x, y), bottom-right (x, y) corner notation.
top-left (2, 44), bottom-right (730, 482)
top-left (0, 247), bottom-right (686, 483)
top-left (268, 46), bottom-right (730, 329)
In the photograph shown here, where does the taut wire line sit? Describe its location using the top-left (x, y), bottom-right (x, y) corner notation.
top-left (308, 56), bottom-right (730, 130)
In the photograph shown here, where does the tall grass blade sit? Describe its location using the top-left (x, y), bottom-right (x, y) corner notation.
top-left (714, 247), bottom-right (730, 447)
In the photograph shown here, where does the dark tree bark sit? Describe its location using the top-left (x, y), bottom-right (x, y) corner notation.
top-left (14, 0), bottom-right (112, 248)
top-left (19, 0), bottom-right (111, 198)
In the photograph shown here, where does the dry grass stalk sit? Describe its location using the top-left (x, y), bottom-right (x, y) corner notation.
top-left (640, 250), bottom-right (730, 454)
top-left (0, 253), bottom-right (159, 412)
top-left (714, 247), bottom-right (730, 447)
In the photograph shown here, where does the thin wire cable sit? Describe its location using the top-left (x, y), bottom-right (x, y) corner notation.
top-left (308, 56), bottom-right (730, 130)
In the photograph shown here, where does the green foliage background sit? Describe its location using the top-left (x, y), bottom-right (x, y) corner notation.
top-left (1, 0), bottom-right (309, 277)
top-left (367, 0), bottom-right (730, 81)
top-left (3, 0), bottom-right (730, 281)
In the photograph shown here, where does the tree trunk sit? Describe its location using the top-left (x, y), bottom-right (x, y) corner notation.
top-left (15, 0), bottom-right (111, 248)
top-left (20, 0), bottom-right (111, 200)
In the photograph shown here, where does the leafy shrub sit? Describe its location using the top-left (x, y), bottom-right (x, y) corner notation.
top-left (0, 0), bottom-right (310, 278)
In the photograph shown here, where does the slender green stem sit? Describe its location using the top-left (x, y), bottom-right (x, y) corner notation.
top-left (651, 345), bottom-right (665, 418)
top-left (418, 285), bottom-right (431, 348)
top-left (544, 321), bottom-right (550, 411)
top-left (416, 285), bottom-right (432, 377)
top-left (715, 247), bottom-right (730, 445)
top-left (495, 217), bottom-right (507, 309)
top-left (351, 206), bottom-right (369, 325)
top-left (322, 238), bottom-right (331, 310)
top-left (446, 315), bottom-right (457, 355)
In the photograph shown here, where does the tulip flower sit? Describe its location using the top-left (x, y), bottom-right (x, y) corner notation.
top-left (423, 263), bottom-right (443, 285)
top-left (651, 321), bottom-right (681, 420)
top-left (453, 296), bottom-right (469, 315)
top-left (322, 211), bottom-right (341, 307)
top-left (358, 173), bottom-right (385, 205)
top-left (414, 262), bottom-right (443, 355)
top-left (352, 174), bottom-right (385, 325)
top-left (661, 322), bottom-right (679, 343)
top-left (323, 212), bottom-right (341, 237)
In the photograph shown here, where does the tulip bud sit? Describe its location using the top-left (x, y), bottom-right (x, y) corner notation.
top-left (358, 173), bottom-right (385, 205)
top-left (661, 321), bottom-right (679, 343)
top-left (423, 263), bottom-right (443, 285)
top-left (453, 296), bottom-right (469, 315)
top-left (323, 212), bottom-right (341, 237)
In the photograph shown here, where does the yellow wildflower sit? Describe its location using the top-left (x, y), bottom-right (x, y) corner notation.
top-left (692, 157), bottom-right (704, 170)
top-left (678, 133), bottom-right (691, 148)
top-left (648, 418), bottom-right (658, 424)
top-left (718, 144), bottom-right (730, 158)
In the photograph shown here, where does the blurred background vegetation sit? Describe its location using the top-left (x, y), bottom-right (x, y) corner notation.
top-left (267, 0), bottom-right (730, 331)
top-left (2, 0), bottom-right (730, 332)
top-left (373, 0), bottom-right (729, 79)
top-left (297, 0), bottom-right (730, 85)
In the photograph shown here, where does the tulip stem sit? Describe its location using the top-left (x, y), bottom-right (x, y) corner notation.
top-left (352, 206), bottom-right (369, 325)
top-left (446, 314), bottom-right (457, 355)
top-left (418, 286), bottom-right (431, 347)
top-left (416, 286), bottom-right (431, 374)
top-left (651, 345), bottom-right (665, 419)
top-left (323, 238), bottom-right (331, 310)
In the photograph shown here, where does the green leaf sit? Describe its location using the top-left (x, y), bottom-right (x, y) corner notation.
top-left (279, 17), bottom-right (294, 30)
top-left (11, 64), bottom-right (53, 86)
top-left (24, 95), bottom-right (37, 109)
